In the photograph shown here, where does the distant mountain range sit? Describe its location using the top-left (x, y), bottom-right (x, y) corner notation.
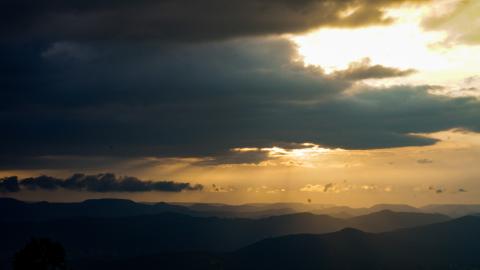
top-left (1, 198), bottom-right (479, 221)
top-left (1, 198), bottom-right (479, 269)
top-left (0, 210), bottom-right (449, 257)
top-left (0, 199), bottom-right (449, 265)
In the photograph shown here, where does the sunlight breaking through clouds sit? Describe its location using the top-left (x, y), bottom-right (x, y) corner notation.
top-left (291, 1), bottom-right (480, 96)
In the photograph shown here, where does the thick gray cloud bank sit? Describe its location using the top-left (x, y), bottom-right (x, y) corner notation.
top-left (0, 174), bottom-right (203, 193)
top-left (1, 37), bottom-right (480, 169)
top-left (1, 0), bottom-right (429, 42)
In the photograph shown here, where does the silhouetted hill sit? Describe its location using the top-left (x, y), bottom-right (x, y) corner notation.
top-left (0, 198), bottom-right (195, 221)
top-left (369, 203), bottom-right (421, 213)
top-left (69, 216), bottom-right (480, 270)
top-left (256, 213), bottom-right (344, 235)
top-left (4, 198), bottom-right (479, 221)
top-left (230, 216), bottom-right (480, 270)
top-left (174, 202), bottom-right (328, 218)
top-left (421, 204), bottom-right (480, 217)
top-left (0, 209), bottom-right (452, 266)
top-left (0, 198), bottom-right (315, 221)
top-left (72, 252), bottom-right (223, 270)
top-left (178, 202), bottom-right (303, 212)
top-left (348, 209), bottom-right (449, 232)
top-left (0, 212), bottom-right (343, 260)
top-left (310, 205), bottom-right (369, 217)
top-left (311, 204), bottom-right (421, 217)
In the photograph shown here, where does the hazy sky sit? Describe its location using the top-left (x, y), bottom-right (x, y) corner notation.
top-left (1, 0), bottom-right (479, 206)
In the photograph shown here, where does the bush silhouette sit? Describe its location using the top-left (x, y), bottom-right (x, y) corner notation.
top-left (13, 238), bottom-right (67, 270)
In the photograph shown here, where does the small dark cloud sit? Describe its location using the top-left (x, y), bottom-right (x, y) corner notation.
top-left (417, 159), bottom-right (434, 164)
top-left (0, 174), bottom-right (202, 193)
top-left (332, 58), bottom-right (416, 81)
top-left (0, 176), bottom-right (20, 192)
top-left (427, 185), bottom-right (444, 194)
top-left (324, 183), bottom-right (334, 192)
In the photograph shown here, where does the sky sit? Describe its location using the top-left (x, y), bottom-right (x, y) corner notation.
top-left (1, 0), bottom-right (480, 206)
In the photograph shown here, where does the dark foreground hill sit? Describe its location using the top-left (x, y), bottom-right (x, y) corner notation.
top-left (230, 215), bottom-right (480, 270)
top-left (71, 216), bottom-right (480, 270)
top-left (0, 209), bottom-right (449, 265)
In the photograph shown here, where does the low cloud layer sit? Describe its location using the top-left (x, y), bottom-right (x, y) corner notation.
top-left (0, 174), bottom-right (203, 193)
top-left (1, 0), bottom-right (430, 42)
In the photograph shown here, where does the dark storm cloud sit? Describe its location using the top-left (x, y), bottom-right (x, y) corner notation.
top-left (0, 0), bottom-right (430, 42)
top-left (0, 156), bottom-right (164, 171)
top-left (1, 37), bottom-right (480, 169)
top-left (0, 38), bottom-right (345, 159)
top-left (332, 58), bottom-right (416, 80)
top-left (0, 174), bottom-right (203, 193)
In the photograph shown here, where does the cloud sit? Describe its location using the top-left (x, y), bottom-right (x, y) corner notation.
top-left (426, 185), bottom-right (444, 194)
top-left (417, 158), bottom-right (433, 164)
top-left (0, 0), bottom-right (430, 42)
top-left (247, 185), bottom-right (285, 194)
top-left (0, 174), bottom-right (203, 193)
top-left (300, 183), bottom-right (340, 193)
top-left (360, 184), bottom-right (377, 191)
top-left (300, 184), bottom-right (325, 192)
top-left (0, 156), bottom-right (166, 171)
top-left (195, 149), bottom-right (272, 166)
top-left (332, 58), bottom-right (416, 80)
top-left (422, 0), bottom-right (480, 45)
top-left (1, 37), bottom-right (480, 169)
top-left (324, 183), bottom-right (334, 192)
top-left (207, 184), bottom-right (236, 193)
top-left (300, 182), bottom-right (388, 193)
top-left (41, 42), bottom-right (94, 61)
top-left (21, 175), bottom-right (62, 190)
top-left (0, 176), bottom-right (20, 192)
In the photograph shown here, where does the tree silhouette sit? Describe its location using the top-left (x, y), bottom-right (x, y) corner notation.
top-left (13, 238), bottom-right (67, 270)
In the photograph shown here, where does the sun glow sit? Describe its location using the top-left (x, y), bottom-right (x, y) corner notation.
top-left (293, 21), bottom-right (446, 73)
top-left (264, 144), bottom-right (332, 159)
top-left (291, 3), bottom-right (480, 92)
top-left (232, 143), bottom-right (334, 160)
